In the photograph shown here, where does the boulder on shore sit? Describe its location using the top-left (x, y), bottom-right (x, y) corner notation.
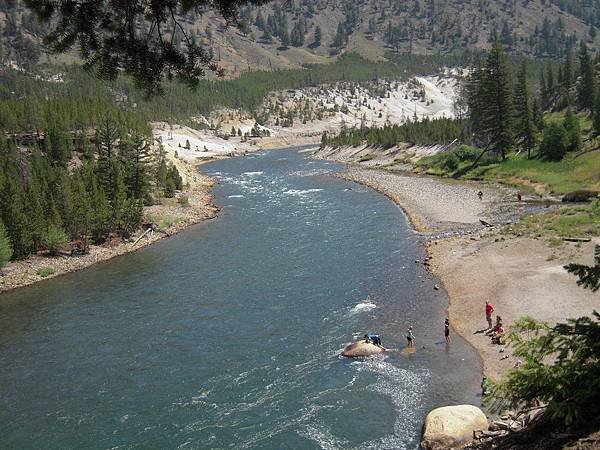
top-left (421, 405), bottom-right (488, 450)
top-left (341, 340), bottom-right (385, 357)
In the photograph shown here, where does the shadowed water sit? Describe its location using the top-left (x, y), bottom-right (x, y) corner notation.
top-left (0, 148), bottom-right (481, 449)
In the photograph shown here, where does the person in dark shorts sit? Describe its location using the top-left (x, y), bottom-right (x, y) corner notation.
top-left (444, 318), bottom-right (450, 343)
top-left (406, 326), bottom-right (414, 348)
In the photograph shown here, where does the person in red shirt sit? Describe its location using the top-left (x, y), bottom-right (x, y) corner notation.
top-left (485, 301), bottom-right (494, 329)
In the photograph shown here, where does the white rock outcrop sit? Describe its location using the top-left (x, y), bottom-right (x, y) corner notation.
top-left (421, 405), bottom-right (488, 450)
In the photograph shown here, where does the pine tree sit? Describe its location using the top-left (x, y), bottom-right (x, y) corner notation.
top-left (291, 21), bottom-right (304, 47)
top-left (593, 90), bottom-right (600, 137)
top-left (563, 49), bottom-right (573, 89)
top-left (563, 109), bottom-right (581, 152)
top-left (313, 26), bottom-right (322, 47)
top-left (255, 10), bottom-right (265, 30)
top-left (280, 28), bottom-right (290, 48)
top-left (332, 22), bottom-right (346, 48)
top-left (109, 159), bottom-right (128, 232)
top-left (95, 117), bottom-right (120, 194)
top-left (0, 152), bottom-right (32, 258)
top-left (532, 98), bottom-right (544, 131)
top-left (546, 63), bottom-right (555, 94)
top-left (513, 62), bottom-right (536, 159)
top-left (577, 41), bottom-right (595, 110)
top-left (466, 56), bottom-right (486, 137)
top-left (69, 171), bottom-right (92, 243)
top-left (0, 218), bottom-right (12, 272)
top-left (540, 71), bottom-right (549, 110)
top-left (479, 40), bottom-right (514, 159)
top-left (119, 131), bottom-right (152, 201)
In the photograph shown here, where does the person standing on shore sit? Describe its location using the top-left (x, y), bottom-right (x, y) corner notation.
top-left (444, 318), bottom-right (450, 343)
top-left (406, 326), bottom-right (415, 348)
top-left (485, 301), bottom-right (494, 330)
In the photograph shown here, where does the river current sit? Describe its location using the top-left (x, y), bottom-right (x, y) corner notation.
top-left (0, 148), bottom-right (481, 449)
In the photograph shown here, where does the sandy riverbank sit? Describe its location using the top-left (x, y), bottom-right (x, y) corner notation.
top-left (336, 165), bottom-right (599, 380)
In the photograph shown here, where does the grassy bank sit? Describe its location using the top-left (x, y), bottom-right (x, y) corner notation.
top-left (508, 202), bottom-right (600, 238)
top-left (416, 149), bottom-right (600, 195)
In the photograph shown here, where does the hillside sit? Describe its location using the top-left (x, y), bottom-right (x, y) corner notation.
top-left (1, 0), bottom-right (600, 75)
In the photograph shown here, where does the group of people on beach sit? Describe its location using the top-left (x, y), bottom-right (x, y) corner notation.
top-left (485, 301), bottom-right (505, 345)
top-left (403, 302), bottom-right (503, 351)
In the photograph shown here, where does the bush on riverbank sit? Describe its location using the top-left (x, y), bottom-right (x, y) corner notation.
top-left (36, 267), bottom-right (56, 278)
top-left (488, 251), bottom-right (600, 428)
top-left (488, 312), bottom-right (600, 427)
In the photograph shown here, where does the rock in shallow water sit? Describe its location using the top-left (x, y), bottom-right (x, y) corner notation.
top-left (341, 341), bottom-right (385, 357)
top-left (421, 404), bottom-right (488, 450)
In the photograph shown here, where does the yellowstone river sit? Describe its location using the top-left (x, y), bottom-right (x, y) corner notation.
top-left (0, 148), bottom-right (481, 449)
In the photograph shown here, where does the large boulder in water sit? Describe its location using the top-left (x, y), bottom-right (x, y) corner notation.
top-left (341, 340), bottom-right (385, 357)
top-left (421, 405), bottom-right (488, 450)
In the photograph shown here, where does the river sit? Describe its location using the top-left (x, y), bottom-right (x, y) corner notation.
top-left (0, 148), bottom-right (481, 449)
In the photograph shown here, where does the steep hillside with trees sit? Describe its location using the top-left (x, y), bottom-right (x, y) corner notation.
top-left (2, 0), bottom-right (600, 90)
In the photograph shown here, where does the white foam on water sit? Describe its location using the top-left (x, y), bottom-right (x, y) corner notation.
top-left (289, 169), bottom-right (332, 177)
top-left (243, 171), bottom-right (264, 176)
top-left (228, 195), bottom-right (244, 198)
top-left (283, 188), bottom-right (323, 196)
top-left (298, 423), bottom-right (351, 450)
top-left (353, 359), bottom-right (429, 450)
top-left (350, 300), bottom-right (377, 314)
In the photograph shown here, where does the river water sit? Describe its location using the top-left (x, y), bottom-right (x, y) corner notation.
top-left (0, 148), bottom-right (481, 449)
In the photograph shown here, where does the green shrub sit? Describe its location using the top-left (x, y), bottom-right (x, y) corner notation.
top-left (562, 190), bottom-right (600, 203)
top-left (164, 178), bottom-right (176, 198)
top-left (442, 153), bottom-right (460, 171)
top-left (43, 225), bottom-right (69, 255)
top-left (454, 145), bottom-right (481, 162)
top-left (489, 312), bottom-right (600, 426)
top-left (37, 267), bottom-right (56, 278)
top-left (539, 122), bottom-right (569, 161)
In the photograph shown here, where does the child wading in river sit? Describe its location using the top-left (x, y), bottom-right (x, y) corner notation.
top-left (406, 326), bottom-right (415, 348)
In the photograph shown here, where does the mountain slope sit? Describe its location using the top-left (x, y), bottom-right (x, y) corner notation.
top-left (1, 0), bottom-right (599, 75)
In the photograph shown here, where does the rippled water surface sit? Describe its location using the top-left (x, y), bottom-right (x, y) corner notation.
top-left (0, 149), bottom-right (481, 449)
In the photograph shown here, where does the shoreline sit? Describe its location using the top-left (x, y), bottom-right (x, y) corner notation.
top-left (0, 138), bottom-right (320, 296)
top-left (333, 163), bottom-right (599, 381)
top-left (0, 164), bottom-right (218, 295)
